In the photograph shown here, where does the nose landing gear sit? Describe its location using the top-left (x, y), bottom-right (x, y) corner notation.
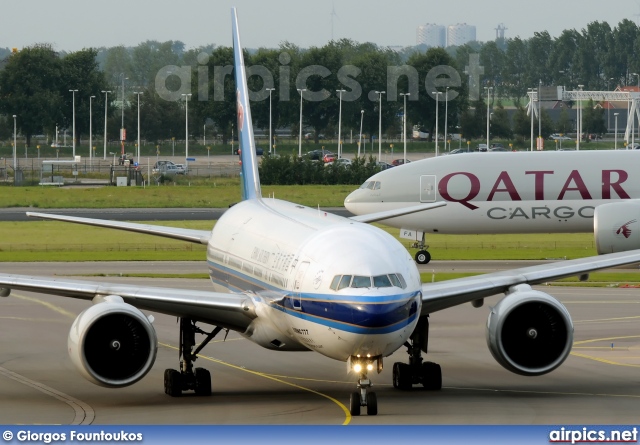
top-left (348, 355), bottom-right (382, 416)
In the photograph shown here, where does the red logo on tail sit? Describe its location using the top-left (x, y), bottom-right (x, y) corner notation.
top-left (615, 219), bottom-right (637, 239)
top-left (236, 90), bottom-right (244, 132)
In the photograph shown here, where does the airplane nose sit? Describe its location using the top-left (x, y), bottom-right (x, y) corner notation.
top-left (344, 192), bottom-right (359, 212)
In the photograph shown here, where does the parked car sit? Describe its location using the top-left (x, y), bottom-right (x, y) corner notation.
top-left (550, 134), bottom-right (572, 141)
top-left (488, 147), bottom-right (509, 152)
top-left (322, 152), bottom-right (336, 163)
top-left (391, 159), bottom-right (411, 166)
top-left (163, 164), bottom-right (185, 175)
top-left (307, 149), bottom-right (333, 160)
top-left (174, 164), bottom-right (186, 174)
top-left (325, 158), bottom-right (351, 167)
top-left (152, 160), bottom-right (177, 173)
top-left (233, 147), bottom-right (264, 155)
top-left (476, 144), bottom-right (488, 152)
top-left (376, 161), bottom-right (393, 170)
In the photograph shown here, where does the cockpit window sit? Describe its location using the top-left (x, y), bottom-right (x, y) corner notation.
top-left (373, 275), bottom-right (392, 287)
top-left (351, 276), bottom-right (372, 288)
top-left (388, 274), bottom-right (402, 288)
top-left (359, 181), bottom-right (371, 189)
top-left (338, 275), bottom-right (352, 290)
top-left (330, 273), bottom-right (408, 291)
top-left (373, 181), bottom-right (381, 190)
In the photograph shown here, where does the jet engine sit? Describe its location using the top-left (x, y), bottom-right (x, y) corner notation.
top-left (68, 295), bottom-right (157, 388)
top-left (594, 202), bottom-right (640, 254)
top-left (486, 285), bottom-right (573, 376)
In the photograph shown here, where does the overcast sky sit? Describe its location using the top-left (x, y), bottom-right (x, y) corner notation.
top-left (4, 0), bottom-right (640, 51)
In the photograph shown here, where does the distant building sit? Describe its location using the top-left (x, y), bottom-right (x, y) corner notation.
top-left (416, 24), bottom-right (446, 47)
top-left (447, 23), bottom-right (476, 47)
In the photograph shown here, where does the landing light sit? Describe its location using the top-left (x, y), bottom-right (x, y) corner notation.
top-left (353, 364), bottom-right (362, 373)
top-left (366, 364), bottom-right (374, 371)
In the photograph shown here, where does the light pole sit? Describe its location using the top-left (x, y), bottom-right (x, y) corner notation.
top-left (400, 93), bottom-right (410, 163)
top-left (89, 95), bottom-right (95, 164)
top-left (432, 91), bottom-right (442, 156)
top-left (266, 88), bottom-right (275, 155)
top-left (133, 91), bottom-right (143, 164)
top-left (528, 88), bottom-right (535, 151)
top-left (538, 79), bottom-right (542, 145)
top-left (101, 90), bottom-right (111, 160)
top-left (484, 87), bottom-right (492, 150)
top-left (375, 91), bottom-right (385, 160)
top-left (297, 88), bottom-right (306, 157)
top-left (614, 112), bottom-right (619, 149)
top-left (444, 87), bottom-right (450, 152)
top-left (69, 89), bottom-right (78, 158)
top-left (336, 89), bottom-right (346, 158)
top-left (608, 77), bottom-right (614, 131)
top-left (12, 115), bottom-right (16, 171)
top-left (577, 84), bottom-right (584, 150)
top-left (358, 110), bottom-right (364, 157)
top-left (120, 74), bottom-right (128, 156)
top-left (182, 93), bottom-right (192, 172)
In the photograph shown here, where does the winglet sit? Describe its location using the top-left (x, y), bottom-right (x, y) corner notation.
top-left (232, 8), bottom-right (262, 201)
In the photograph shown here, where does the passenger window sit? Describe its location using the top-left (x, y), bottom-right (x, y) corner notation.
top-left (373, 275), bottom-right (392, 287)
top-left (338, 275), bottom-right (352, 290)
top-left (351, 276), bottom-right (372, 288)
top-left (330, 275), bottom-right (341, 291)
top-left (389, 274), bottom-right (401, 288)
top-left (373, 182), bottom-right (381, 190)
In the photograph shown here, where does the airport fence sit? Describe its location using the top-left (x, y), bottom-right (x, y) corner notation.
top-left (0, 243), bottom-right (207, 253)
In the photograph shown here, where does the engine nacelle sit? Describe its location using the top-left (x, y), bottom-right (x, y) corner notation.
top-left (486, 285), bottom-right (573, 376)
top-left (594, 202), bottom-right (640, 254)
top-left (68, 295), bottom-right (157, 388)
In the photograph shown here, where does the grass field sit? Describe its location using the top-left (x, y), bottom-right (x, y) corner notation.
top-left (0, 181), bottom-right (356, 208)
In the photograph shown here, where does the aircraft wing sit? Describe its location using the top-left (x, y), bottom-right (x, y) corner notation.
top-left (349, 202), bottom-right (446, 223)
top-left (27, 212), bottom-right (211, 245)
top-left (421, 249), bottom-right (640, 314)
top-left (0, 273), bottom-right (256, 332)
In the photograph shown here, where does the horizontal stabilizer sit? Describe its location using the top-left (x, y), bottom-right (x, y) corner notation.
top-left (27, 212), bottom-right (211, 245)
top-left (349, 202), bottom-right (447, 224)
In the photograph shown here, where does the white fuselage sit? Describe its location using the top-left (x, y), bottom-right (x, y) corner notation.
top-left (205, 198), bottom-right (423, 362)
top-left (345, 151), bottom-right (640, 234)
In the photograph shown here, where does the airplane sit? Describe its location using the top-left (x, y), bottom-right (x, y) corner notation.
top-left (344, 150), bottom-right (640, 264)
top-left (2, 9), bottom-right (640, 417)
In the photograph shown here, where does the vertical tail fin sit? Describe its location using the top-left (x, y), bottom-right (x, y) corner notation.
top-left (231, 8), bottom-right (262, 201)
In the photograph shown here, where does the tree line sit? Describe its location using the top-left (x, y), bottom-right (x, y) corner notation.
top-left (1, 18), bottom-right (637, 148)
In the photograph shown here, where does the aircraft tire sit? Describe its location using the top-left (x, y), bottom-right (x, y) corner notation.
top-left (164, 369), bottom-right (182, 397)
top-left (421, 362), bottom-right (442, 390)
top-left (415, 250), bottom-right (431, 264)
top-left (349, 392), bottom-right (361, 416)
top-left (366, 392), bottom-right (378, 415)
top-left (194, 368), bottom-right (212, 396)
top-left (393, 362), bottom-right (413, 390)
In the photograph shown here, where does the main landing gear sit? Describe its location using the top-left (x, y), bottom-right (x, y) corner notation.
top-left (164, 317), bottom-right (224, 397)
top-left (413, 234), bottom-right (431, 264)
top-left (393, 316), bottom-right (442, 391)
top-left (348, 355), bottom-right (382, 416)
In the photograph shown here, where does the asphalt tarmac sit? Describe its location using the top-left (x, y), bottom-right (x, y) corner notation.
top-left (1, 262), bottom-right (640, 425)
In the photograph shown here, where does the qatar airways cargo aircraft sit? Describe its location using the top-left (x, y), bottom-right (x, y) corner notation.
top-left (345, 151), bottom-right (640, 263)
top-left (2, 10), bottom-right (640, 418)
